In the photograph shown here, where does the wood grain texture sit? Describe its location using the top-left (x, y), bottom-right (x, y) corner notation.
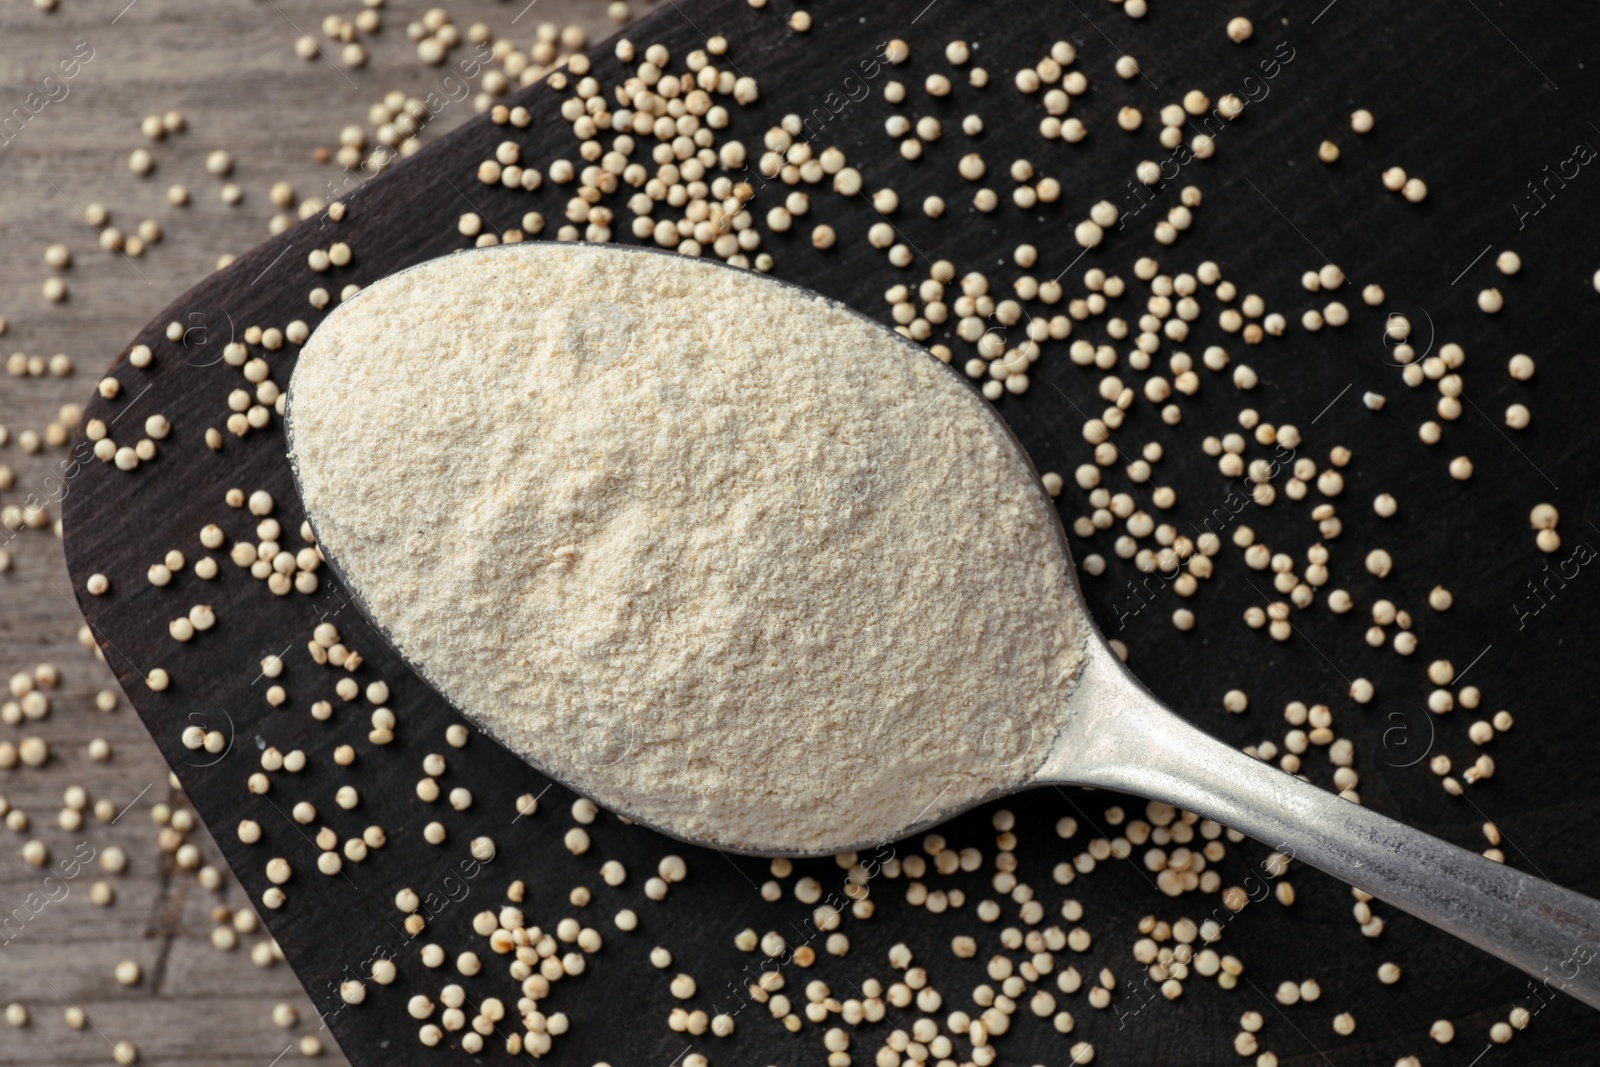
top-left (43, 0), bottom-right (1600, 1065)
top-left (0, 1), bottom-right (614, 1064)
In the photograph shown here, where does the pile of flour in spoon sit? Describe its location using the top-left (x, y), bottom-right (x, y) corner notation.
top-left (287, 243), bottom-right (1085, 854)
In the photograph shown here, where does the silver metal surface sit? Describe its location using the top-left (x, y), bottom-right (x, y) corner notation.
top-left (1043, 635), bottom-right (1600, 1010)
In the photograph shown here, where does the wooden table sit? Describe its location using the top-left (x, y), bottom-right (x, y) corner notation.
top-left (0, 2), bottom-right (614, 1063)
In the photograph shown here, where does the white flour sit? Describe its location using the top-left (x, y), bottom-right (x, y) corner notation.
top-left (288, 243), bottom-right (1085, 853)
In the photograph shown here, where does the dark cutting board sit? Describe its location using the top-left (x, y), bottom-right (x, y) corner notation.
top-left (60, 1), bottom-right (1600, 1064)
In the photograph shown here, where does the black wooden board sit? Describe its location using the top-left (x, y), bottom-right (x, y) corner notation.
top-left (60, 1), bottom-right (1600, 1064)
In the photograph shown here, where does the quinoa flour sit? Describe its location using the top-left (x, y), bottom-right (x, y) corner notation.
top-left (288, 243), bottom-right (1085, 853)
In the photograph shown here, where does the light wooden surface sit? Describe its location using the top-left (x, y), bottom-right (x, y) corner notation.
top-left (0, 1), bottom-right (616, 1062)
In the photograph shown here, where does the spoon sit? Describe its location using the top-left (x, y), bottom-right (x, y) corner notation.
top-left (289, 243), bottom-right (1600, 1011)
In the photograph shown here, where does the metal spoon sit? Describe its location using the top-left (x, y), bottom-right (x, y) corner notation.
top-left (291, 244), bottom-right (1600, 1010)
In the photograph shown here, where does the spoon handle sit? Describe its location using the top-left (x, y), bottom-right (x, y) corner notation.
top-left (1055, 662), bottom-right (1600, 1009)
